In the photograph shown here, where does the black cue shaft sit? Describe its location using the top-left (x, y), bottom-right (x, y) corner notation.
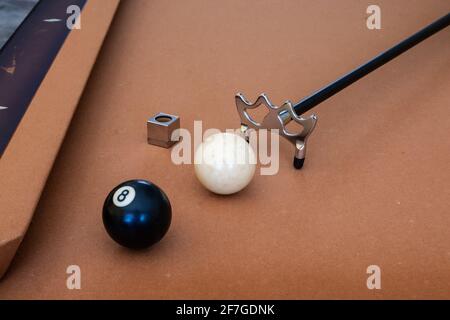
top-left (293, 12), bottom-right (450, 115)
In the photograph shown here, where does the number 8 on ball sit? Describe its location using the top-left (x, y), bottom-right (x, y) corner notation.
top-left (113, 186), bottom-right (136, 207)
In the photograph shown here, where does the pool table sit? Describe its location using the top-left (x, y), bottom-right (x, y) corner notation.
top-left (0, 0), bottom-right (449, 299)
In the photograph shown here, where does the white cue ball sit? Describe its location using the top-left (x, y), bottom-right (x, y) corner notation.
top-left (194, 132), bottom-right (256, 195)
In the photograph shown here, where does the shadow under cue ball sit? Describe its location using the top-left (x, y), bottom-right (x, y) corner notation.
top-left (102, 180), bottom-right (172, 249)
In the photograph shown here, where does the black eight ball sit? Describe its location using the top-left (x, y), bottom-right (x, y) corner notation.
top-left (103, 180), bottom-right (172, 249)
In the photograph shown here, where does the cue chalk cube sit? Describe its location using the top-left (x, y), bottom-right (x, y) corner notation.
top-left (147, 112), bottom-right (180, 148)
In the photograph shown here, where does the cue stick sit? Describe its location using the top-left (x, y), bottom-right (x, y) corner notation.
top-left (293, 12), bottom-right (450, 116)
